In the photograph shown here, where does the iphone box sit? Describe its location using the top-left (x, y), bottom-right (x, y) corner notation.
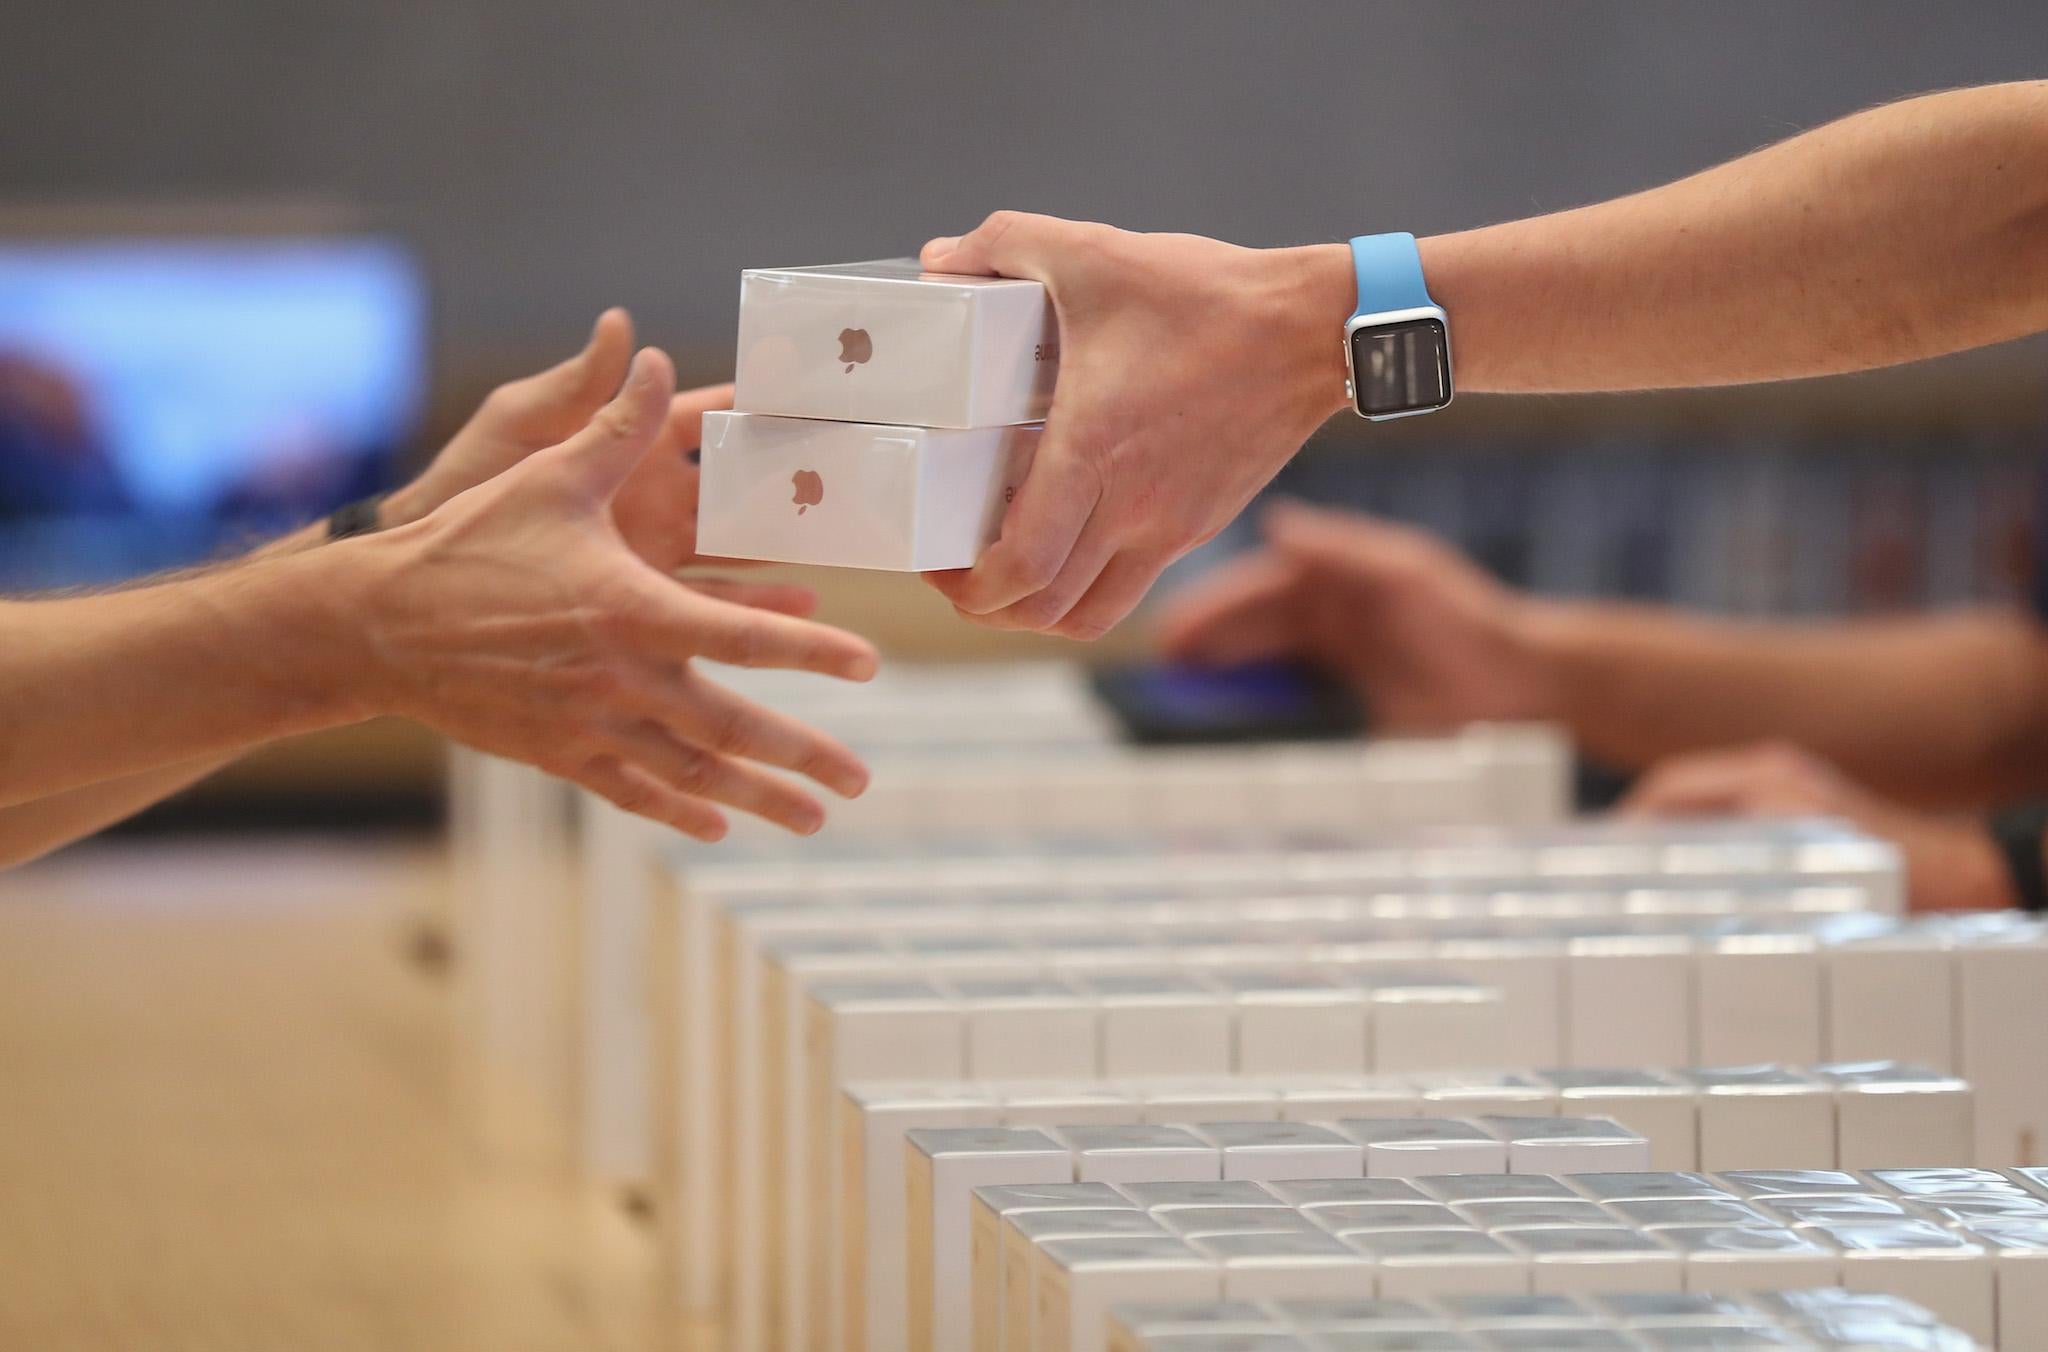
top-left (734, 259), bottom-right (1057, 428)
top-left (696, 410), bottom-right (1037, 572)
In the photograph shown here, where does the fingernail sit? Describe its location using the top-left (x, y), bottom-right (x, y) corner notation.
top-left (924, 236), bottom-right (960, 258)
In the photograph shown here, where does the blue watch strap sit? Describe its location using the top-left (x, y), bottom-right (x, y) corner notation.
top-left (1349, 232), bottom-right (1436, 318)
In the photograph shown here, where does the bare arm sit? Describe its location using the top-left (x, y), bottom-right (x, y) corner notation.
top-left (1422, 81), bottom-right (2048, 392)
top-left (1530, 603), bottom-right (2048, 809)
top-left (919, 81), bottom-right (2048, 637)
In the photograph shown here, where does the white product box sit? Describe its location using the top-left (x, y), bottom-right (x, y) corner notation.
top-left (1655, 1225), bottom-right (1839, 1292)
top-left (1189, 1122), bottom-right (1365, 1183)
top-left (1477, 1115), bottom-right (1654, 1176)
top-left (1362, 979), bottom-right (1507, 1074)
top-left (1115, 1181), bottom-right (1293, 1213)
top-left (1531, 1069), bottom-right (1700, 1172)
top-left (1155, 1208), bottom-right (1324, 1241)
top-left (1300, 1201), bottom-right (1467, 1234)
top-left (1413, 1175), bottom-right (1581, 1206)
top-left (1337, 1118), bottom-right (1509, 1180)
top-left (1191, 1230), bottom-right (1374, 1302)
top-left (1962, 1218), bottom-right (2048, 1352)
top-left (1266, 1178), bottom-right (1430, 1211)
top-left (1341, 1229), bottom-right (1529, 1298)
top-left (1054, 1125), bottom-right (1221, 1185)
top-left (970, 1184), bottom-right (1133, 1352)
top-left (992, 1211), bottom-right (1168, 1352)
top-left (1212, 972), bottom-right (1367, 1077)
top-left (1808, 1219), bottom-right (1995, 1344)
top-left (1135, 1081), bottom-right (1282, 1126)
top-left (1450, 1198), bottom-right (1613, 1231)
top-left (1951, 920), bottom-right (2048, 1165)
top-left (1424, 938), bottom-right (1566, 1068)
top-left (734, 259), bottom-right (1057, 429)
top-left (1682, 1067), bottom-right (1835, 1173)
top-left (1277, 1078), bottom-right (1425, 1124)
top-left (1693, 935), bottom-right (1824, 1066)
top-left (1504, 1228), bottom-right (1684, 1296)
top-left (957, 979), bottom-right (1101, 1081)
top-left (1823, 932), bottom-right (1956, 1072)
top-left (907, 1127), bottom-right (1075, 1352)
top-left (697, 411), bottom-right (1037, 572)
top-left (1564, 1172), bottom-right (1733, 1203)
top-left (1032, 1236), bottom-right (1221, 1352)
top-left (998, 1084), bottom-right (1142, 1131)
top-left (1087, 976), bottom-right (1235, 1079)
top-left (1815, 1063), bottom-right (1975, 1169)
top-left (1412, 1072), bottom-right (1558, 1121)
top-left (1563, 937), bottom-right (1693, 1069)
top-left (843, 1085), bottom-right (1002, 1352)
top-left (1600, 1197), bottom-right (1774, 1231)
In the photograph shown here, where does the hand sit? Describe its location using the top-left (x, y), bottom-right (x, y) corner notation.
top-left (1156, 500), bottom-right (1556, 732)
top-left (383, 307), bottom-right (736, 574)
top-left (1620, 741), bottom-right (2015, 913)
top-left (917, 213), bottom-right (1353, 639)
top-left (354, 348), bottom-right (879, 842)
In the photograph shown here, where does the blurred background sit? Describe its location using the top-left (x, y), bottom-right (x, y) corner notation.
top-left (3, 0), bottom-right (2046, 832)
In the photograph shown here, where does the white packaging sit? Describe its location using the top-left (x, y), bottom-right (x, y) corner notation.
top-left (1815, 1063), bottom-right (1975, 1169)
top-left (697, 410), bottom-right (1037, 571)
top-left (1413, 1071), bottom-right (1558, 1121)
top-left (1191, 1230), bottom-right (1375, 1302)
top-left (1266, 1178), bottom-right (1430, 1211)
top-left (1682, 1066), bottom-right (1835, 1173)
top-left (970, 1183), bottom-right (1132, 1352)
top-left (1336, 1118), bottom-right (1509, 1180)
top-left (1951, 921), bottom-right (2048, 1165)
top-left (997, 1084), bottom-right (1141, 1131)
top-left (1277, 1077), bottom-right (1424, 1124)
top-left (1155, 1208), bottom-right (1324, 1241)
top-left (1413, 1175), bottom-right (1581, 1206)
top-left (992, 1211), bottom-right (1168, 1352)
top-left (1962, 1218), bottom-right (2048, 1352)
top-left (1135, 1081), bottom-right (1282, 1125)
top-left (1655, 1225), bottom-right (1839, 1292)
top-left (1032, 1236), bottom-right (1221, 1352)
top-left (1189, 1122), bottom-right (1365, 1183)
top-left (1504, 1228), bottom-right (1684, 1296)
top-left (1808, 1219), bottom-right (1995, 1345)
top-left (1477, 1115), bottom-right (1654, 1176)
top-left (906, 1127), bottom-right (1074, 1352)
top-left (1564, 937), bottom-right (1693, 1069)
top-left (1361, 978), bottom-right (1505, 1075)
top-left (1341, 1229), bottom-right (1529, 1299)
top-left (1601, 1197), bottom-right (1774, 1231)
top-left (1451, 1198), bottom-right (1612, 1231)
top-left (957, 978), bottom-right (1101, 1081)
top-left (1056, 1125), bottom-right (1222, 1185)
top-left (1084, 975), bottom-right (1235, 1079)
top-left (1823, 932), bottom-right (1956, 1071)
top-left (1531, 1069), bottom-right (1700, 1172)
top-left (1211, 972), bottom-right (1367, 1076)
top-left (843, 1084), bottom-right (1003, 1352)
top-left (734, 259), bottom-right (1057, 428)
top-left (1564, 1172), bottom-right (1733, 1203)
top-left (1693, 935), bottom-right (1824, 1066)
top-left (1301, 1201), bottom-right (1467, 1234)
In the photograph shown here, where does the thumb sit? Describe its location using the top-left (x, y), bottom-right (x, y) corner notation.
top-left (920, 210), bottom-right (1085, 282)
top-left (551, 347), bottom-right (676, 502)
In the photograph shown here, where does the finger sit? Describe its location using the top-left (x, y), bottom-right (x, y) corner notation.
top-left (926, 430), bottom-right (1102, 614)
top-left (977, 513), bottom-right (1122, 632)
top-left (920, 210), bottom-right (1089, 281)
top-left (655, 668), bottom-right (870, 799)
top-left (683, 577), bottom-right (819, 617)
top-left (547, 347), bottom-right (676, 501)
top-left (664, 382), bottom-right (735, 452)
top-left (572, 752), bottom-right (728, 842)
top-left (656, 590), bottom-right (880, 681)
top-left (501, 308), bottom-right (636, 438)
top-left (1052, 546), bottom-right (1178, 642)
top-left (1153, 551), bottom-right (1303, 662)
top-left (1616, 756), bottom-right (1758, 818)
top-left (610, 719), bottom-right (827, 836)
top-left (1262, 499), bottom-right (1423, 582)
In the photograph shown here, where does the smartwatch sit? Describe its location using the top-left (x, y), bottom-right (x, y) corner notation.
top-left (1343, 232), bottom-right (1453, 420)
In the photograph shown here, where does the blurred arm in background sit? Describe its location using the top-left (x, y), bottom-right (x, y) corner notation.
top-left (0, 320), bottom-right (875, 869)
top-left (919, 80), bottom-right (2048, 638)
top-left (1157, 500), bottom-right (2048, 910)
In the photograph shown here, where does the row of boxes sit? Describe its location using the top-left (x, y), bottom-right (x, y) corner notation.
top-left (667, 895), bottom-right (2048, 1352)
top-left (578, 721), bottom-right (1574, 1185)
top-left (978, 1168), bottom-right (2048, 1352)
top-left (844, 1061), bottom-right (1975, 1352)
top-left (1105, 1289), bottom-right (1981, 1351)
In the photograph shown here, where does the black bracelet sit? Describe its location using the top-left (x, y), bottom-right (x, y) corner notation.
top-left (1987, 800), bottom-right (2048, 913)
top-left (327, 493), bottom-right (387, 540)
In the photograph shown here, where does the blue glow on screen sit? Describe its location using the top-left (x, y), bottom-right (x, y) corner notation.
top-left (0, 237), bottom-right (426, 585)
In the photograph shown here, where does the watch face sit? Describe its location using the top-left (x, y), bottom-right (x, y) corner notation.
top-left (1350, 318), bottom-right (1450, 416)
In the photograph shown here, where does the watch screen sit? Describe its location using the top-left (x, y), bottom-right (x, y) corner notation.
top-left (1350, 319), bottom-right (1450, 416)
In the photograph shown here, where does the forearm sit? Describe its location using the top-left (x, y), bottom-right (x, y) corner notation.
top-left (1414, 82), bottom-right (2048, 393)
top-left (1529, 602), bottom-right (2048, 807)
top-left (0, 544), bottom-right (381, 809)
top-left (0, 757), bottom-right (228, 869)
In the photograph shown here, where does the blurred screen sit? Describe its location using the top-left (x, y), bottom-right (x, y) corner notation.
top-left (0, 236), bottom-right (426, 588)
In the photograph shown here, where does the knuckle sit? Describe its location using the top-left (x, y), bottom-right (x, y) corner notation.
top-left (703, 702), bottom-right (752, 755)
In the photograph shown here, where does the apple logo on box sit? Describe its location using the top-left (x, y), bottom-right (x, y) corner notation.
top-left (791, 469), bottom-right (824, 516)
top-left (837, 327), bottom-right (872, 373)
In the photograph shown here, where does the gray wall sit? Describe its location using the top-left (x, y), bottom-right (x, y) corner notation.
top-left (6, 1), bottom-right (2046, 389)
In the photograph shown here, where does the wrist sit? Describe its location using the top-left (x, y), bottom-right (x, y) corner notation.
top-left (1901, 816), bottom-right (2016, 912)
top-left (1261, 242), bottom-right (1356, 423)
top-left (190, 544), bottom-right (389, 731)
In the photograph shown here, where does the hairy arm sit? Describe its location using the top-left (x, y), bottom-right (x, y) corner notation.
top-left (1531, 602), bottom-right (2048, 808)
top-left (1420, 81), bottom-right (2048, 392)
